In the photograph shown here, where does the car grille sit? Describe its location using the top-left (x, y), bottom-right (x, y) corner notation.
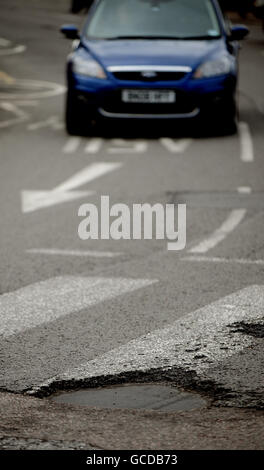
top-left (111, 71), bottom-right (188, 82)
top-left (101, 89), bottom-right (197, 116)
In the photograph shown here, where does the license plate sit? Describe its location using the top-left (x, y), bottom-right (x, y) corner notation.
top-left (122, 89), bottom-right (176, 104)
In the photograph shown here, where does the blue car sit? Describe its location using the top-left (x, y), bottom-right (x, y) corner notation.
top-left (61, 0), bottom-right (249, 135)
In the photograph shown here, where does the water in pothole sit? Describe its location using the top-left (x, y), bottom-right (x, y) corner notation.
top-left (52, 384), bottom-right (207, 411)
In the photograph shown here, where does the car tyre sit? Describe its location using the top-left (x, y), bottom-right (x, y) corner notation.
top-left (66, 91), bottom-right (91, 136)
top-left (200, 99), bottom-right (238, 136)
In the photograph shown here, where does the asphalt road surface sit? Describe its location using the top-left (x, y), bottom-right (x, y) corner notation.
top-left (0, 0), bottom-right (264, 451)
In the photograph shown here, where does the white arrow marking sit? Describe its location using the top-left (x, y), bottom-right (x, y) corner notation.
top-left (54, 162), bottom-right (122, 193)
top-left (21, 162), bottom-right (122, 213)
top-left (21, 189), bottom-right (93, 214)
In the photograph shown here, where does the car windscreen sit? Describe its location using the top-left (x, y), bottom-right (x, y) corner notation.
top-left (85, 0), bottom-right (221, 40)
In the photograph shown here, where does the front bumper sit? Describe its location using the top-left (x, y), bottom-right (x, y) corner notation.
top-left (69, 72), bottom-right (237, 120)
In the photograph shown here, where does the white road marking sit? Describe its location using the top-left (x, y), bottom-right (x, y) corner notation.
top-left (85, 138), bottom-right (103, 154)
top-left (107, 139), bottom-right (148, 154)
top-left (0, 102), bottom-right (21, 114)
top-left (55, 162), bottom-right (122, 193)
top-left (22, 189), bottom-right (94, 214)
top-left (237, 186), bottom-right (252, 194)
top-left (182, 256), bottom-right (264, 266)
top-left (39, 285), bottom-right (264, 387)
top-left (0, 38), bottom-right (11, 47)
top-left (0, 101), bottom-right (29, 128)
top-left (21, 162), bottom-right (122, 213)
top-left (160, 138), bottom-right (192, 154)
top-left (63, 137), bottom-right (82, 154)
top-left (189, 209), bottom-right (246, 254)
top-left (13, 100), bottom-right (38, 107)
top-left (0, 79), bottom-right (65, 100)
top-left (0, 276), bottom-right (157, 338)
top-left (28, 116), bottom-right (63, 131)
top-left (239, 122), bottom-right (254, 162)
top-left (0, 45), bottom-right (26, 56)
top-left (26, 248), bottom-right (123, 258)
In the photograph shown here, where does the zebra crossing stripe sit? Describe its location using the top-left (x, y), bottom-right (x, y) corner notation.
top-left (85, 138), bottom-right (103, 154)
top-left (63, 137), bottom-right (81, 154)
top-left (43, 284), bottom-right (264, 385)
top-left (0, 276), bottom-right (158, 338)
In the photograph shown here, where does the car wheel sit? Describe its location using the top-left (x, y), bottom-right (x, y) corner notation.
top-left (65, 91), bottom-right (91, 136)
top-left (200, 99), bottom-right (238, 136)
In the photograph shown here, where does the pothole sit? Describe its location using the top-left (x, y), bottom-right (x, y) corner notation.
top-left (51, 383), bottom-right (207, 411)
top-left (230, 322), bottom-right (264, 339)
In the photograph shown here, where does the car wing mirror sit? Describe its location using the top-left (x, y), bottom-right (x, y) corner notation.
top-left (229, 25), bottom-right (249, 41)
top-left (60, 24), bottom-right (80, 40)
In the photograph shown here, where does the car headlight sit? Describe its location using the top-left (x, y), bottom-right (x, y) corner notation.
top-left (194, 57), bottom-right (232, 79)
top-left (72, 55), bottom-right (107, 79)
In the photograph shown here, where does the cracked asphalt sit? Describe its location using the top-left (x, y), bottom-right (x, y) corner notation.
top-left (0, 0), bottom-right (264, 451)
